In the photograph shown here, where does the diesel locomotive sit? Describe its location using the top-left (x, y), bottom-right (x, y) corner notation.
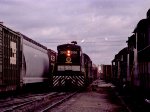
top-left (111, 9), bottom-right (150, 98)
top-left (53, 41), bottom-right (93, 89)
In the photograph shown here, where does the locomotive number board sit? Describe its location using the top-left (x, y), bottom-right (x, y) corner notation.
top-left (58, 65), bottom-right (80, 71)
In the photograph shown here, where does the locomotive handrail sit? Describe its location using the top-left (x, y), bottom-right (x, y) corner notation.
top-left (138, 44), bottom-right (150, 53)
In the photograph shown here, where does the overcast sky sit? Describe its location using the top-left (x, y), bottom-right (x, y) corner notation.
top-left (0, 0), bottom-right (150, 65)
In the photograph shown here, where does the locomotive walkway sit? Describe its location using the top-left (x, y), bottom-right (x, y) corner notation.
top-left (50, 79), bottom-right (129, 112)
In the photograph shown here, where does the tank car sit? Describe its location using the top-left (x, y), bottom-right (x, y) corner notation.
top-left (0, 24), bottom-right (56, 92)
top-left (53, 41), bottom-right (92, 89)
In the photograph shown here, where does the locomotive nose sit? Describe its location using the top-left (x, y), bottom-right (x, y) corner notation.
top-left (65, 79), bottom-right (72, 85)
top-left (65, 79), bottom-right (72, 89)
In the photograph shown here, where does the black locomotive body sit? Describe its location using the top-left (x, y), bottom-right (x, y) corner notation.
top-left (83, 53), bottom-right (92, 84)
top-left (111, 9), bottom-right (150, 98)
top-left (53, 42), bottom-right (92, 89)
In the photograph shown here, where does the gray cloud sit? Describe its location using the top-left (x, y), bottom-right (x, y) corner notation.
top-left (0, 0), bottom-right (150, 65)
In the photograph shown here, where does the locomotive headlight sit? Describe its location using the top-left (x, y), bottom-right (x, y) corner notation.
top-left (67, 50), bottom-right (71, 56)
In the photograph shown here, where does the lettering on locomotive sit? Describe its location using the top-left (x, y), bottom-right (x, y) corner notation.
top-left (60, 51), bottom-right (78, 54)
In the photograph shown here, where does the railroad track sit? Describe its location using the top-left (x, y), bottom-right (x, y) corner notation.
top-left (40, 91), bottom-right (78, 112)
top-left (0, 92), bottom-right (59, 112)
top-left (0, 91), bottom-right (78, 112)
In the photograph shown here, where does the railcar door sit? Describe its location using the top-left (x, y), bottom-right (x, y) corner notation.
top-left (0, 25), bottom-right (21, 92)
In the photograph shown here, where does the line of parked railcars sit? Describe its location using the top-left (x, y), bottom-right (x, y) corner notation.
top-left (112, 9), bottom-right (150, 98)
top-left (53, 41), bottom-right (98, 89)
top-left (92, 64), bottom-right (100, 80)
top-left (100, 64), bottom-right (112, 82)
top-left (0, 23), bottom-right (57, 92)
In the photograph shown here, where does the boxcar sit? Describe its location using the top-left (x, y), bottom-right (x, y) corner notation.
top-left (0, 24), bottom-right (56, 92)
top-left (92, 64), bottom-right (99, 80)
top-left (0, 24), bottom-right (21, 92)
top-left (100, 64), bottom-right (112, 82)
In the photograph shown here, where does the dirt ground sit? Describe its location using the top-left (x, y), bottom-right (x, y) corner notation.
top-left (50, 80), bottom-right (128, 112)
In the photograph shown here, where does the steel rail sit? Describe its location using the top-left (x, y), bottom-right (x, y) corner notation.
top-left (1, 92), bottom-right (58, 112)
top-left (40, 91), bottom-right (78, 112)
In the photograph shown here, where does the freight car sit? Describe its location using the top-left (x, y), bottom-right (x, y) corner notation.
top-left (53, 41), bottom-right (93, 89)
top-left (112, 9), bottom-right (150, 98)
top-left (92, 64), bottom-right (99, 81)
top-left (0, 24), bottom-right (56, 92)
top-left (100, 64), bottom-right (112, 82)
